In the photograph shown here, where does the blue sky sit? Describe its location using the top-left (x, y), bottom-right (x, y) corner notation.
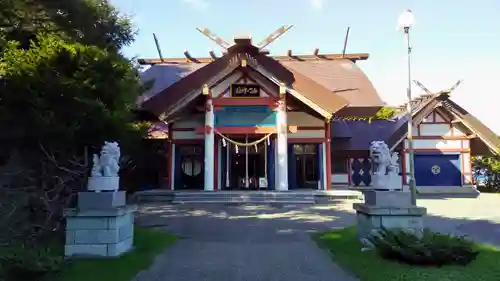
top-left (111, 0), bottom-right (500, 134)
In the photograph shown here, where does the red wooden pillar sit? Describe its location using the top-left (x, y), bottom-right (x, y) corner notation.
top-left (325, 121), bottom-right (332, 190)
top-left (167, 123), bottom-right (173, 190)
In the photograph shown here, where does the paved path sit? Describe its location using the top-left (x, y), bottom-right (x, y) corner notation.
top-left (418, 193), bottom-right (500, 246)
top-left (131, 194), bottom-right (500, 281)
top-left (132, 202), bottom-right (359, 281)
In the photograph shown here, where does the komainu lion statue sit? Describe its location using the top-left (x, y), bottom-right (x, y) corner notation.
top-left (369, 141), bottom-right (400, 190)
top-left (370, 141), bottom-right (391, 175)
top-left (91, 141), bottom-right (120, 177)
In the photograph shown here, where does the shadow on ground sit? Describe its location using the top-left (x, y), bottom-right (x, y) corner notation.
top-left (133, 202), bottom-right (360, 281)
top-left (136, 199), bottom-right (500, 245)
top-left (136, 202), bottom-right (356, 243)
top-left (131, 196), bottom-right (500, 281)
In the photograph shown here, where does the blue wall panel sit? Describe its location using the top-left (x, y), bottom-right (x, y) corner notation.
top-left (415, 153), bottom-right (461, 186)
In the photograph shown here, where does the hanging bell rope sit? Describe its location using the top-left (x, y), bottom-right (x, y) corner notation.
top-left (215, 130), bottom-right (272, 147)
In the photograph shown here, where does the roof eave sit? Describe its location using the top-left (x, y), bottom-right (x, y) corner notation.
top-left (442, 100), bottom-right (500, 155)
top-left (141, 55), bottom-right (239, 118)
top-left (137, 53), bottom-right (370, 65)
top-left (334, 105), bottom-right (385, 118)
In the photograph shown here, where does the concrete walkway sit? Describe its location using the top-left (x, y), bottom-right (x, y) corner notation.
top-left (132, 202), bottom-right (359, 281)
top-left (131, 194), bottom-right (500, 281)
top-left (418, 193), bottom-right (500, 246)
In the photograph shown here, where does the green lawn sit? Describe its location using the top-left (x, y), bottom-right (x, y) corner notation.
top-left (313, 227), bottom-right (500, 281)
top-left (57, 227), bottom-right (177, 281)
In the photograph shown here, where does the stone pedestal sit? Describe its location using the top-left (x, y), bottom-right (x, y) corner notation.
top-left (87, 176), bottom-right (119, 192)
top-left (63, 205), bottom-right (137, 258)
top-left (78, 191), bottom-right (126, 209)
top-left (363, 190), bottom-right (411, 207)
top-left (353, 191), bottom-right (426, 241)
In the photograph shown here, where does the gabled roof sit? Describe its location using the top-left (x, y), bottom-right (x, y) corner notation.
top-left (138, 63), bottom-right (206, 105)
top-left (280, 59), bottom-right (383, 109)
top-left (388, 91), bottom-right (499, 154)
top-left (138, 40), bottom-right (383, 119)
top-left (140, 54), bottom-right (237, 118)
top-left (245, 53), bottom-right (349, 117)
top-left (140, 40), bottom-right (353, 120)
top-left (330, 86), bottom-right (499, 154)
top-left (442, 99), bottom-right (500, 154)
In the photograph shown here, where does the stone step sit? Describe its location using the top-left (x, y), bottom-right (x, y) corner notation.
top-left (172, 198), bottom-right (316, 204)
top-left (172, 194), bottom-right (315, 198)
top-left (133, 190), bottom-right (362, 204)
top-left (172, 195), bottom-right (315, 204)
top-left (132, 193), bottom-right (174, 203)
top-left (138, 196), bottom-right (173, 203)
top-left (173, 194), bottom-right (315, 199)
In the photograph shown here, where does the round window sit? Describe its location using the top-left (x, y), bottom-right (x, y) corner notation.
top-left (182, 158), bottom-right (202, 177)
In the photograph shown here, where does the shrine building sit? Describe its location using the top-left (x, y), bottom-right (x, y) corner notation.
top-left (136, 32), bottom-right (499, 195)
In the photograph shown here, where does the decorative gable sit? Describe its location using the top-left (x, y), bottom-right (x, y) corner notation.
top-left (434, 112), bottom-right (448, 123)
top-left (214, 71), bottom-right (274, 98)
top-left (417, 107), bottom-right (470, 137)
top-left (421, 110), bottom-right (450, 124)
top-left (422, 113), bottom-right (433, 123)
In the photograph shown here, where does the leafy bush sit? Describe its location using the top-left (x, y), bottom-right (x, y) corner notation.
top-left (0, 242), bottom-right (64, 280)
top-left (367, 228), bottom-right (479, 267)
top-left (472, 156), bottom-right (500, 193)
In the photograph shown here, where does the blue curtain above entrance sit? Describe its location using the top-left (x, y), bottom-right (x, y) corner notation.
top-left (214, 106), bottom-right (276, 127)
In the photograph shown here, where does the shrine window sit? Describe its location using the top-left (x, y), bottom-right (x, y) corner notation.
top-left (331, 155), bottom-right (348, 173)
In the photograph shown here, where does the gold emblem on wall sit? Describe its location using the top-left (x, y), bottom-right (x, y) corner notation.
top-left (431, 165), bottom-right (441, 175)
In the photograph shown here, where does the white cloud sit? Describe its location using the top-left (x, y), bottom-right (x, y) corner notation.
top-left (310, 0), bottom-right (324, 10)
top-left (182, 0), bottom-right (208, 10)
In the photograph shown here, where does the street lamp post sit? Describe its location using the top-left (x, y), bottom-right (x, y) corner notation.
top-left (398, 9), bottom-right (418, 205)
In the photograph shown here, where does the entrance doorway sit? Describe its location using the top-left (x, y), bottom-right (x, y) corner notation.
top-left (175, 144), bottom-right (204, 190)
top-left (292, 144), bottom-right (319, 189)
top-left (222, 136), bottom-right (269, 190)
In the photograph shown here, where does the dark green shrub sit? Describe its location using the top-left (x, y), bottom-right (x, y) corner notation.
top-left (472, 156), bottom-right (500, 193)
top-left (367, 228), bottom-right (479, 267)
top-left (0, 242), bottom-right (64, 281)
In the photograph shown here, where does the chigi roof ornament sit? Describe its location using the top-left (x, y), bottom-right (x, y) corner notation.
top-left (195, 25), bottom-right (294, 52)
